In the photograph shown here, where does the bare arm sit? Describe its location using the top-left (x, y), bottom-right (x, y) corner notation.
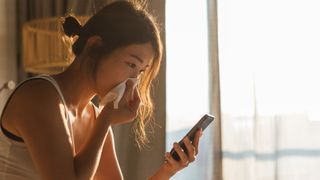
top-left (11, 80), bottom-right (111, 180)
top-left (93, 128), bottom-right (123, 180)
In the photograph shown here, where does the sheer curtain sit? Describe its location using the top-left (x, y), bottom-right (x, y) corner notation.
top-left (165, 0), bottom-right (216, 179)
top-left (208, 0), bottom-right (222, 179)
top-left (217, 0), bottom-right (320, 179)
top-left (165, 0), bottom-right (222, 179)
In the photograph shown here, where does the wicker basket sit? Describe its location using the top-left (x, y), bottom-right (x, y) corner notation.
top-left (22, 16), bottom-right (89, 74)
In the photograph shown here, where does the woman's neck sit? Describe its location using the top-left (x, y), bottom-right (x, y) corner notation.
top-left (52, 59), bottom-right (96, 117)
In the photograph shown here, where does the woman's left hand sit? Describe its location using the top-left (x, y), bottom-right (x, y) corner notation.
top-left (149, 128), bottom-right (203, 180)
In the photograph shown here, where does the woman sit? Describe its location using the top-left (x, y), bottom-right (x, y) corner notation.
top-left (0, 1), bottom-right (203, 180)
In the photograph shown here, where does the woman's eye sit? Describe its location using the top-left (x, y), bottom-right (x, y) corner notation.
top-left (127, 63), bottom-right (136, 68)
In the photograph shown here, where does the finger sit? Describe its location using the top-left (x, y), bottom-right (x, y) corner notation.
top-left (183, 137), bottom-right (196, 162)
top-left (104, 99), bottom-right (114, 109)
top-left (121, 80), bottom-right (134, 103)
top-left (173, 143), bottom-right (189, 167)
top-left (165, 152), bottom-right (179, 167)
top-left (130, 88), bottom-right (140, 110)
top-left (131, 87), bottom-right (139, 104)
top-left (127, 89), bottom-right (140, 118)
top-left (192, 128), bottom-right (202, 155)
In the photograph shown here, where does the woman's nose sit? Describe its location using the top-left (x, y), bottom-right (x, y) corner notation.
top-left (130, 70), bottom-right (141, 79)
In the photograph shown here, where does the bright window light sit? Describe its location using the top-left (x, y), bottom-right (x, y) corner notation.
top-left (166, 0), bottom-right (212, 179)
top-left (218, 0), bottom-right (320, 120)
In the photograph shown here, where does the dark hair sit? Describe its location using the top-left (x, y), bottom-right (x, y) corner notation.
top-left (62, 1), bottom-right (163, 149)
top-left (63, 1), bottom-right (161, 60)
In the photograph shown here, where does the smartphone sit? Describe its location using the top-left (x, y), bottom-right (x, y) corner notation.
top-left (169, 114), bottom-right (214, 161)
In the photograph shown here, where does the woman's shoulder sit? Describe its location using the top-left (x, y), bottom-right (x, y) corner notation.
top-left (5, 77), bottom-right (64, 122)
top-left (1, 77), bottom-right (65, 140)
top-left (13, 77), bottom-right (60, 102)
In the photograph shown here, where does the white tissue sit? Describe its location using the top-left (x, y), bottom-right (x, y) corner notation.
top-left (99, 78), bottom-right (138, 109)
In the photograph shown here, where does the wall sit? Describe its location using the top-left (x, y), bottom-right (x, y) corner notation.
top-left (0, 0), bottom-right (17, 114)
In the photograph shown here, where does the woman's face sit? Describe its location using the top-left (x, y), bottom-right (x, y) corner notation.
top-left (94, 42), bottom-right (154, 98)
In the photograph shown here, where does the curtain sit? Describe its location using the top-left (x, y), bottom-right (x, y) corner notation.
top-left (164, 0), bottom-right (216, 178)
top-left (207, 0), bottom-right (222, 179)
top-left (0, 0), bottom-right (18, 113)
top-left (217, 0), bottom-right (320, 179)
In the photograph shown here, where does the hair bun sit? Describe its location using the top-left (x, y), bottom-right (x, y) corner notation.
top-left (62, 16), bottom-right (82, 37)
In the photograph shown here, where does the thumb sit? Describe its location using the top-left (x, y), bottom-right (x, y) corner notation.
top-left (130, 87), bottom-right (141, 110)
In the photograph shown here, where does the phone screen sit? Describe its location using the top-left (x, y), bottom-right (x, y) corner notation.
top-left (169, 114), bottom-right (214, 161)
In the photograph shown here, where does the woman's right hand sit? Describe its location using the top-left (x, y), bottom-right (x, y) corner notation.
top-left (148, 129), bottom-right (203, 180)
top-left (98, 80), bottom-right (141, 125)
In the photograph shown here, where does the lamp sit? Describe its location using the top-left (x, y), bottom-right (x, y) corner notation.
top-left (22, 16), bottom-right (89, 75)
top-left (21, 0), bottom-right (113, 74)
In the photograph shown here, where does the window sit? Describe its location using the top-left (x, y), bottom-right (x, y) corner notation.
top-left (166, 0), bottom-right (212, 179)
top-left (217, 0), bottom-right (320, 179)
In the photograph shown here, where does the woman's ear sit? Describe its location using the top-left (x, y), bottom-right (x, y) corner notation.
top-left (86, 36), bottom-right (103, 47)
top-left (82, 35), bottom-right (104, 59)
top-left (78, 36), bottom-right (104, 77)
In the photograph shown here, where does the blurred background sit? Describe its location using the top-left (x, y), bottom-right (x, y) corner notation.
top-left (1, 0), bottom-right (320, 179)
